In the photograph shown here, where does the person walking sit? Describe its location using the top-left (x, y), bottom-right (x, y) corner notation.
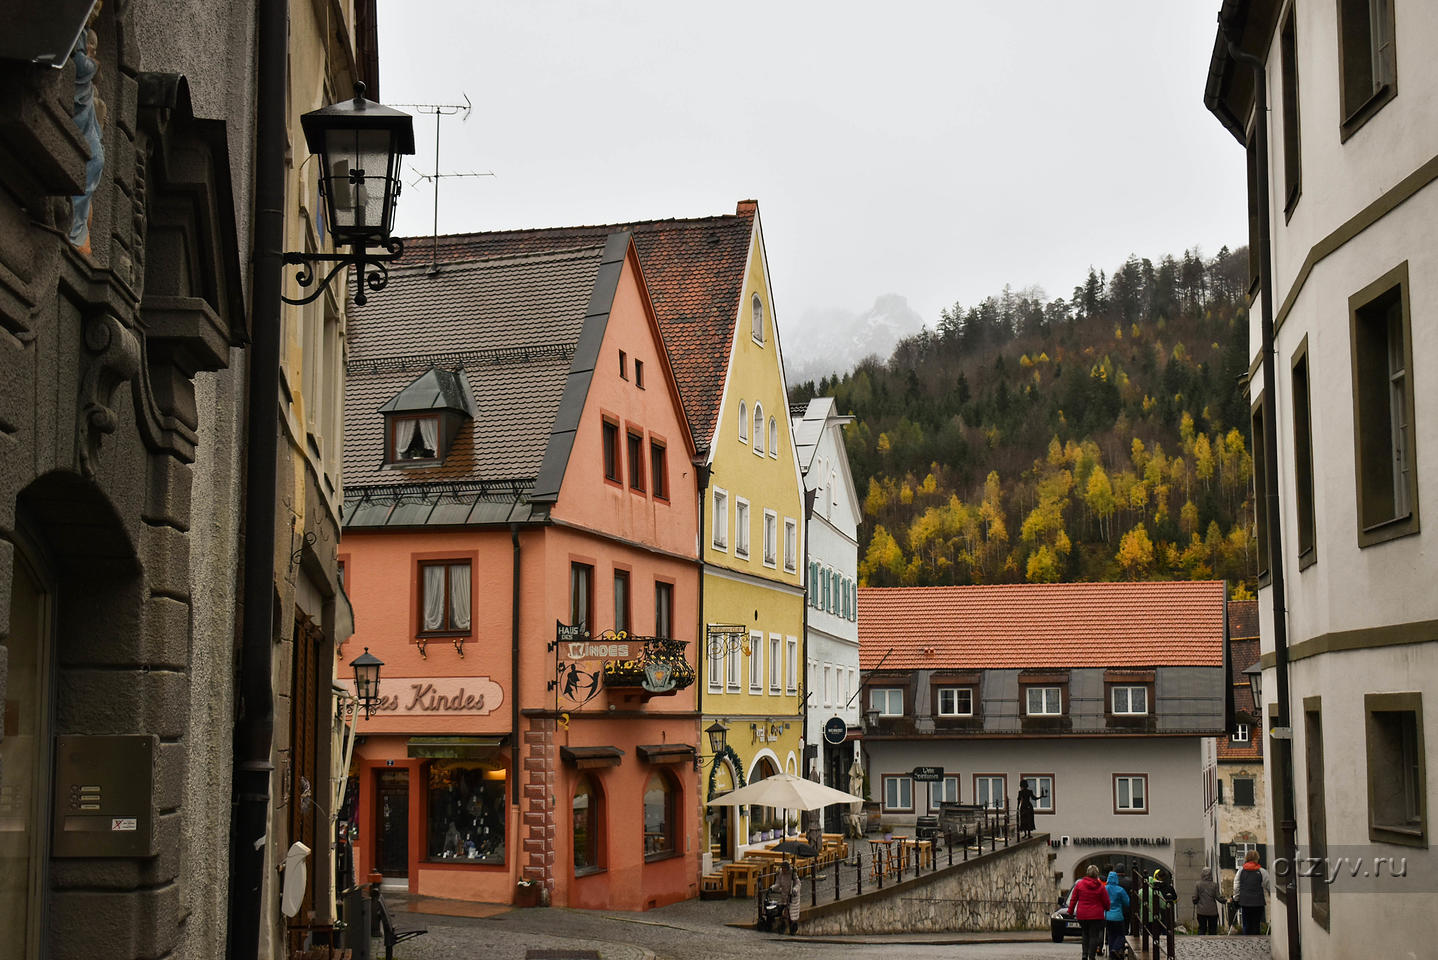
top-left (1138, 869), bottom-right (1177, 944)
top-left (1193, 866), bottom-right (1222, 934)
top-left (1068, 865), bottom-right (1112, 960)
top-left (1236, 850), bottom-right (1270, 935)
top-left (1016, 780), bottom-right (1037, 839)
top-left (1104, 870), bottom-right (1131, 959)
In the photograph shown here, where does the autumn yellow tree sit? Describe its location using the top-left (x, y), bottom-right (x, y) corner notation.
top-left (1116, 524), bottom-right (1155, 579)
top-left (859, 524), bottom-right (905, 586)
top-left (1026, 545), bottom-right (1061, 583)
top-left (1085, 464), bottom-right (1116, 541)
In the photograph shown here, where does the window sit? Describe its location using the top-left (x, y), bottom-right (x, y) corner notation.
top-left (1233, 776), bottom-right (1256, 807)
top-left (1252, 393), bottom-right (1270, 578)
top-left (748, 632), bottom-right (763, 691)
top-left (627, 431), bottom-right (645, 492)
top-left (654, 581), bottom-right (673, 639)
top-left (419, 560), bottom-right (472, 634)
top-left (735, 498), bottom-right (750, 558)
top-left (619, 349), bottom-right (628, 380)
top-left (871, 687), bottom-right (903, 717)
top-left (738, 401), bottom-right (748, 443)
top-left (573, 775), bottom-right (602, 874)
top-left (602, 419), bottom-right (620, 483)
top-left (1337, 0), bottom-right (1397, 137)
top-left (1115, 774), bottom-right (1148, 813)
top-left (937, 687), bottom-right (973, 717)
top-left (728, 634), bottom-right (746, 691)
top-left (1292, 342), bottom-right (1317, 565)
top-left (975, 775), bottom-right (1005, 810)
top-left (752, 293), bottom-right (764, 344)
top-left (1025, 686), bottom-right (1062, 716)
top-left (391, 414), bottom-right (439, 463)
top-left (708, 633), bottom-right (723, 692)
top-left (1111, 686), bottom-right (1149, 715)
top-left (822, 665), bottom-right (831, 706)
top-left (1232, 723), bottom-right (1251, 744)
top-left (752, 403), bottom-right (765, 455)
top-left (712, 488), bottom-right (728, 550)
top-left (1365, 692), bottom-right (1426, 846)
top-left (643, 771), bottom-right (677, 859)
top-left (770, 636), bottom-right (782, 693)
top-left (882, 775), bottom-right (913, 812)
top-left (932, 776), bottom-right (959, 806)
top-left (650, 440), bottom-right (668, 500)
top-left (762, 510), bottom-right (777, 566)
top-left (821, 566), bottom-right (830, 610)
top-left (613, 570), bottom-right (630, 635)
top-left (1351, 263), bottom-right (1418, 545)
top-left (1280, 9), bottom-right (1301, 214)
top-left (1021, 775), bottom-right (1055, 813)
top-left (426, 760), bottom-right (506, 863)
top-left (768, 417), bottom-right (778, 458)
top-left (569, 562), bottom-right (593, 634)
top-left (635, 359), bottom-right (644, 389)
top-left (786, 638), bottom-right (797, 693)
top-left (783, 519), bottom-right (797, 572)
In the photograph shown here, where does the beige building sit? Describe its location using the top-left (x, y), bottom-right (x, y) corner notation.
top-left (1207, 0), bottom-right (1438, 954)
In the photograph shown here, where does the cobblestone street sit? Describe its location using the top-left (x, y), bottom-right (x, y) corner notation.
top-left (380, 892), bottom-right (1273, 960)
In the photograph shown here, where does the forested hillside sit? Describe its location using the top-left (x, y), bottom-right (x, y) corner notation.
top-left (789, 247), bottom-right (1260, 595)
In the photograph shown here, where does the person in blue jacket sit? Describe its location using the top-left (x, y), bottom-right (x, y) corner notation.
top-left (1105, 870), bottom-right (1131, 959)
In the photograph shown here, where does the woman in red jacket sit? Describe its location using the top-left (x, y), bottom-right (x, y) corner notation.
top-left (1068, 865), bottom-right (1112, 960)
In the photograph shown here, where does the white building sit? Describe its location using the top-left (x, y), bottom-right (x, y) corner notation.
top-left (1206, 1), bottom-right (1438, 954)
top-left (793, 398), bottom-right (863, 815)
top-left (859, 580), bottom-right (1228, 925)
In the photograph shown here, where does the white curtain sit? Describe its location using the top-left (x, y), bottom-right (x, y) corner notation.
top-left (449, 564), bottom-right (471, 631)
top-left (418, 417), bottom-right (439, 456)
top-left (422, 564), bottom-right (445, 630)
top-left (394, 418), bottom-right (419, 459)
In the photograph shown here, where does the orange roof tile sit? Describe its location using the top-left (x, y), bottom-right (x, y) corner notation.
top-left (395, 202), bottom-right (756, 443)
top-left (858, 581), bottom-right (1226, 670)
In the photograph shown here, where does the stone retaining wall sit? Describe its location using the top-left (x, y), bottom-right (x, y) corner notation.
top-left (801, 836), bottom-right (1057, 935)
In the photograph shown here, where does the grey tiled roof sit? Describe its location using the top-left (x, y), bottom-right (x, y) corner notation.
top-left (343, 244), bottom-right (604, 497)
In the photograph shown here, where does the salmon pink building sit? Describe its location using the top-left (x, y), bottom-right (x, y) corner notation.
top-left (340, 232), bottom-right (702, 910)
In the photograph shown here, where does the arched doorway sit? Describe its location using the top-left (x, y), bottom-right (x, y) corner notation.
top-left (1073, 851), bottom-right (1171, 888)
top-left (749, 756), bottom-right (781, 842)
top-left (707, 756), bottom-right (740, 860)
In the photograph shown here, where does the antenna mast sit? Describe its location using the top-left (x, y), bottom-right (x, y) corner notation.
top-left (387, 94), bottom-right (493, 274)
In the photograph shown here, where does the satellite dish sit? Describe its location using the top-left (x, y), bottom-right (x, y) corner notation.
top-left (281, 841), bottom-right (312, 918)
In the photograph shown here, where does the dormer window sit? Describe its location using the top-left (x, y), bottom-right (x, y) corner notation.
top-left (380, 367), bottom-right (474, 468)
top-left (392, 415), bottom-right (439, 462)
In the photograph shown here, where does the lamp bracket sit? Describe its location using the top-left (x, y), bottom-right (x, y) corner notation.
top-left (281, 238), bottom-right (405, 306)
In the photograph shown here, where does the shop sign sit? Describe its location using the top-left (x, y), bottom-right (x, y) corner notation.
top-left (551, 622), bottom-right (694, 702)
top-left (341, 676), bottom-right (503, 716)
top-left (823, 716), bottom-right (847, 745)
top-left (1070, 836), bottom-right (1171, 846)
top-left (911, 766), bottom-right (944, 782)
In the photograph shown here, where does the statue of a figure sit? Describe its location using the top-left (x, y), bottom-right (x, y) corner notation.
top-left (69, 16), bottom-right (106, 254)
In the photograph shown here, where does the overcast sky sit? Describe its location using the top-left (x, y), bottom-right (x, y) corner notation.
top-left (377, 1), bottom-right (1246, 351)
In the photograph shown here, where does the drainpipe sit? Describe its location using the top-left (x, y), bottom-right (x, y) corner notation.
top-left (1225, 26), bottom-right (1301, 960)
top-left (229, 0), bottom-right (285, 957)
top-left (800, 487), bottom-right (815, 781)
top-left (694, 449), bottom-right (710, 726)
top-left (511, 522), bottom-right (521, 811)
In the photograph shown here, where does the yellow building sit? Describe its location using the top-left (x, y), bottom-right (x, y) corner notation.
top-left (626, 201), bottom-right (808, 861)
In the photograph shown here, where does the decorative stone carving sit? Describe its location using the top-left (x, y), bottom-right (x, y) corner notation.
top-left (76, 311), bottom-right (140, 478)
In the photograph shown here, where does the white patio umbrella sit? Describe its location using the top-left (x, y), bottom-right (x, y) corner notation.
top-left (706, 772), bottom-right (864, 812)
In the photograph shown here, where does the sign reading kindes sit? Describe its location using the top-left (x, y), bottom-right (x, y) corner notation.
top-left (341, 676), bottom-right (503, 716)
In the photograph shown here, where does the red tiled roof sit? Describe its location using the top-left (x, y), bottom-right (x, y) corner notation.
top-left (1228, 600), bottom-right (1258, 639)
top-left (858, 581), bottom-right (1226, 670)
top-left (395, 202), bottom-right (757, 443)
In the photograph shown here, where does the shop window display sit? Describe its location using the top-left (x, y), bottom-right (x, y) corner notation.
top-left (574, 775), bottom-right (602, 874)
top-left (643, 771), bottom-right (677, 859)
top-left (426, 761), bottom-right (506, 862)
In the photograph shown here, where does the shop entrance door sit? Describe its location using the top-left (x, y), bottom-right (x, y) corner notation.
top-left (375, 769), bottom-right (409, 877)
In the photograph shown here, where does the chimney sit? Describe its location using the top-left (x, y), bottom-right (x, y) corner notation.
top-left (736, 199), bottom-right (758, 216)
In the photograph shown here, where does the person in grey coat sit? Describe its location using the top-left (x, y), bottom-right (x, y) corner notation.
top-left (1192, 867), bottom-right (1222, 934)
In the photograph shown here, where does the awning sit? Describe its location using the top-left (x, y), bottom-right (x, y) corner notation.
top-left (636, 744), bottom-right (695, 765)
top-left (407, 735), bottom-right (508, 760)
top-left (560, 746), bottom-right (624, 769)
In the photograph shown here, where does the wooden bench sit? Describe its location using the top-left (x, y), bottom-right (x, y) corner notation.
top-left (374, 892), bottom-right (427, 960)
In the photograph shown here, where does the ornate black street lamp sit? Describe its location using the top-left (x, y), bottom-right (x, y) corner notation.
top-left (350, 647), bottom-right (384, 719)
top-left (283, 82), bottom-right (414, 306)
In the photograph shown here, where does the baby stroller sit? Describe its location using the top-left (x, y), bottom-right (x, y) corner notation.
top-left (756, 862), bottom-right (799, 934)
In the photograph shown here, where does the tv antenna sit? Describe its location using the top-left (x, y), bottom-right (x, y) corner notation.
top-left (387, 94), bottom-right (494, 274)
